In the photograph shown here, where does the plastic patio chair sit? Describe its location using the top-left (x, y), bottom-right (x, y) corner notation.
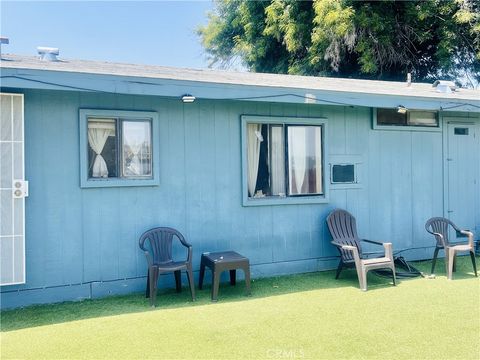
top-left (425, 217), bottom-right (477, 280)
top-left (326, 209), bottom-right (396, 291)
top-left (139, 227), bottom-right (195, 306)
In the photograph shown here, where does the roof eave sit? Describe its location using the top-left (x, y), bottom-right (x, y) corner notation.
top-left (1, 67), bottom-right (479, 112)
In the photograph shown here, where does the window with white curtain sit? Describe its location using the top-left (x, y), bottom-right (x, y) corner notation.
top-left (245, 120), bottom-right (324, 200)
top-left (79, 109), bottom-right (158, 188)
top-left (87, 117), bottom-right (152, 179)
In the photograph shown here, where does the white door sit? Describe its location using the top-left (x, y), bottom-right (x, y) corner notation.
top-left (446, 120), bottom-right (478, 235)
top-left (0, 93), bottom-right (27, 285)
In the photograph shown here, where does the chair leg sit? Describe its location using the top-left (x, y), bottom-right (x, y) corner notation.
top-left (391, 266), bottom-right (397, 286)
top-left (149, 267), bottom-right (159, 307)
top-left (431, 247), bottom-right (440, 274)
top-left (145, 270), bottom-right (150, 298)
top-left (211, 270), bottom-right (220, 302)
top-left (198, 263), bottom-right (205, 290)
top-left (186, 266), bottom-right (196, 301)
top-left (335, 261), bottom-right (343, 279)
top-left (447, 248), bottom-right (455, 280)
top-left (470, 251), bottom-right (478, 277)
top-left (357, 266), bottom-right (367, 291)
top-left (174, 270), bottom-right (182, 293)
top-left (360, 269), bottom-right (367, 291)
top-left (243, 266), bottom-right (251, 296)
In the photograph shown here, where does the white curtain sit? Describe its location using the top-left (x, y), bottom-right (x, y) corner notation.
top-left (88, 120), bottom-right (115, 178)
top-left (247, 123), bottom-right (262, 197)
top-left (270, 126), bottom-right (285, 195)
top-left (127, 143), bottom-right (142, 175)
top-left (314, 127), bottom-right (322, 193)
top-left (288, 127), bottom-right (307, 194)
top-left (123, 121), bottom-right (151, 176)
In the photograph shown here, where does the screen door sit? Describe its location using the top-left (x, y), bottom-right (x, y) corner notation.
top-left (0, 93), bottom-right (27, 285)
top-left (446, 121), bottom-right (478, 235)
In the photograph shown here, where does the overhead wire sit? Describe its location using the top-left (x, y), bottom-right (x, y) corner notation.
top-left (2, 75), bottom-right (479, 110)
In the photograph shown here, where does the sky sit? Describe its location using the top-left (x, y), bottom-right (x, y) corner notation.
top-left (0, 1), bottom-right (215, 68)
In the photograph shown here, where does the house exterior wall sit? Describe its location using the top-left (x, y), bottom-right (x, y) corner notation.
top-left (1, 89), bottom-right (478, 309)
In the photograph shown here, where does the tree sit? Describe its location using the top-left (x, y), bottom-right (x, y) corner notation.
top-left (198, 0), bottom-right (480, 86)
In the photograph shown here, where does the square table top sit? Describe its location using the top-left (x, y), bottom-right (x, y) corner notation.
top-left (201, 251), bottom-right (248, 263)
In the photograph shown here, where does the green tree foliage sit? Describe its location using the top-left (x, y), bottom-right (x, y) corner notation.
top-left (198, 0), bottom-right (480, 85)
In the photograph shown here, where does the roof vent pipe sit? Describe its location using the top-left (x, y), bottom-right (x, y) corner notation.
top-left (37, 46), bottom-right (59, 61)
top-left (0, 37), bottom-right (9, 59)
top-left (406, 73), bottom-right (411, 87)
top-left (432, 80), bottom-right (456, 94)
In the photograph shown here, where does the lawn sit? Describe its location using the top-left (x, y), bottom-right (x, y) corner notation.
top-left (1, 257), bottom-right (479, 360)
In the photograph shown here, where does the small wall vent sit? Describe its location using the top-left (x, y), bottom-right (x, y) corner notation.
top-left (37, 46), bottom-right (59, 61)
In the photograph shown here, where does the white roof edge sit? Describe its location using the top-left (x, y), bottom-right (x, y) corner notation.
top-left (1, 53), bottom-right (479, 102)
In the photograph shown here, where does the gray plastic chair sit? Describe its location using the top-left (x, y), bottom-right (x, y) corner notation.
top-left (139, 227), bottom-right (195, 306)
top-left (326, 209), bottom-right (396, 291)
top-left (425, 217), bottom-right (477, 279)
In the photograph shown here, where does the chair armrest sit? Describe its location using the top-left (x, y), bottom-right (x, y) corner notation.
top-left (361, 239), bottom-right (384, 246)
top-left (176, 235), bottom-right (193, 264)
top-left (330, 241), bottom-right (359, 255)
top-left (431, 232), bottom-right (446, 247)
top-left (143, 251), bottom-right (153, 267)
top-left (338, 244), bottom-right (361, 263)
top-left (382, 242), bottom-right (393, 261)
top-left (331, 241), bottom-right (345, 248)
top-left (179, 238), bottom-right (193, 248)
top-left (459, 230), bottom-right (474, 248)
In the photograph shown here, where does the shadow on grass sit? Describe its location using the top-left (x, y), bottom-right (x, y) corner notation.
top-left (1, 256), bottom-right (477, 332)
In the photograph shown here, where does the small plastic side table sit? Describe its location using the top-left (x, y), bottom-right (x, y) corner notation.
top-left (198, 251), bottom-right (251, 301)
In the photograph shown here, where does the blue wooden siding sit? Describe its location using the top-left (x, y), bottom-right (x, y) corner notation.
top-left (1, 89), bottom-right (478, 308)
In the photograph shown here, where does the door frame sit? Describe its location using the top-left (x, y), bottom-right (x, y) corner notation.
top-left (442, 115), bottom-right (480, 235)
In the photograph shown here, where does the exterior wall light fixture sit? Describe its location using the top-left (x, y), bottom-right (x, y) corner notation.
top-left (182, 94), bottom-right (196, 103)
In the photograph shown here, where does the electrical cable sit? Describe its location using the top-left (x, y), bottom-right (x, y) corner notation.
top-left (212, 93), bottom-right (355, 107)
top-left (2, 75), bottom-right (479, 110)
top-left (440, 102), bottom-right (480, 110)
top-left (373, 256), bottom-right (423, 279)
top-left (0, 75), bottom-right (113, 93)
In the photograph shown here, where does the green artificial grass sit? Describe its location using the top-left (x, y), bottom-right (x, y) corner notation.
top-left (1, 257), bottom-right (479, 359)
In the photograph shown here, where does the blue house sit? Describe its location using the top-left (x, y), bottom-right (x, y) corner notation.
top-left (1, 52), bottom-right (479, 309)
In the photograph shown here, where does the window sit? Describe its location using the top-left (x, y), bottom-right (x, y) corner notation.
top-left (454, 127), bottom-right (469, 135)
top-left (376, 108), bottom-right (438, 128)
top-left (87, 118), bottom-right (152, 179)
top-left (80, 109), bottom-right (159, 188)
top-left (242, 116), bottom-right (328, 206)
